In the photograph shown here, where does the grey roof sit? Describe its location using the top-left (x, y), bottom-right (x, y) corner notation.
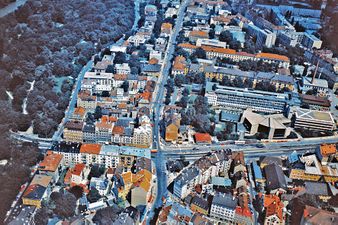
top-left (83, 124), bottom-right (95, 133)
top-left (191, 196), bottom-right (209, 211)
top-left (260, 156), bottom-right (283, 167)
top-left (264, 164), bottom-right (287, 191)
top-left (204, 66), bottom-right (255, 79)
top-left (220, 110), bottom-right (241, 122)
top-left (175, 167), bottom-right (199, 187)
top-left (123, 127), bottom-right (133, 136)
top-left (212, 192), bottom-right (238, 209)
top-left (116, 118), bottom-right (134, 127)
top-left (256, 72), bottom-right (294, 84)
top-left (305, 182), bottom-right (329, 196)
top-left (141, 64), bottom-right (161, 73)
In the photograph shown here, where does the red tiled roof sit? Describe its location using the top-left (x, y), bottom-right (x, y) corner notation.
top-left (194, 133), bottom-right (212, 143)
top-left (80, 144), bottom-right (102, 155)
top-left (38, 151), bottom-right (63, 172)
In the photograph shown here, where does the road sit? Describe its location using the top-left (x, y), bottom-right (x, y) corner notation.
top-left (148, 0), bottom-right (190, 223)
top-left (160, 135), bottom-right (338, 160)
top-left (0, 0), bottom-right (27, 18)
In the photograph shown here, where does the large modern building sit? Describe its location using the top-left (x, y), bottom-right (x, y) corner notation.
top-left (205, 82), bottom-right (299, 113)
top-left (293, 108), bottom-right (335, 132)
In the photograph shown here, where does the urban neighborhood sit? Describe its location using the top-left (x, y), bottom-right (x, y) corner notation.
top-left (1, 0), bottom-right (338, 224)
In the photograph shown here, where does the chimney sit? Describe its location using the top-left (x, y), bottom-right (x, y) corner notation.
top-left (312, 61), bottom-right (319, 84)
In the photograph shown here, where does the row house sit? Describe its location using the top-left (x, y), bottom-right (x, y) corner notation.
top-left (179, 43), bottom-right (290, 68)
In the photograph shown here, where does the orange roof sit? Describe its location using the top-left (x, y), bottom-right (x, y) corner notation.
top-left (80, 144), bottom-right (102, 155)
top-left (178, 43), bottom-right (198, 50)
top-left (194, 133), bottom-right (212, 143)
top-left (256, 52), bottom-right (290, 62)
top-left (73, 107), bottom-right (86, 117)
top-left (118, 103), bottom-right (127, 109)
top-left (140, 92), bottom-right (152, 101)
top-left (109, 116), bottom-right (118, 123)
top-left (149, 58), bottom-right (159, 65)
top-left (202, 45), bottom-right (237, 55)
top-left (189, 30), bottom-right (208, 38)
top-left (173, 56), bottom-right (187, 71)
top-left (72, 163), bottom-right (86, 176)
top-left (264, 195), bottom-right (283, 221)
top-left (112, 126), bottom-right (124, 135)
top-left (320, 144), bottom-right (336, 156)
top-left (161, 22), bottom-right (172, 30)
top-left (38, 151), bottom-right (63, 172)
top-left (114, 74), bottom-right (128, 80)
top-left (96, 121), bottom-right (113, 130)
top-left (212, 15), bottom-right (232, 23)
top-left (235, 206), bottom-right (252, 217)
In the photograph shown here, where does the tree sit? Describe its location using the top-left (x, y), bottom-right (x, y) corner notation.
top-left (192, 47), bottom-right (206, 59)
top-left (177, 96), bottom-right (189, 108)
top-left (51, 191), bottom-right (77, 219)
top-left (89, 165), bottom-right (105, 179)
top-left (113, 52), bottom-right (126, 64)
top-left (193, 96), bottom-right (209, 115)
top-left (219, 30), bottom-right (232, 43)
top-left (182, 87), bottom-right (190, 96)
top-left (121, 80), bottom-right (129, 92)
top-left (94, 106), bottom-right (102, 120)
top-left (87, 187), bottom-right (102, 203)
top-left (34, 206), bottom-right (49, 225)
top-left (174, 74), bottom-right (185, 87)
top-left (208, 29), bottom-right (215, 39)
top-left (68, 185), bottom-right (84, 199)
top-left (92, 205), bottom-right (122, 225)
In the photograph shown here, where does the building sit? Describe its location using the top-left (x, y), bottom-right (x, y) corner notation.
top-left (263, 195), bottom-right (284, 225)
top-left (247, 23), bottom-right (276, 48)
top-left (161, 23), bottom-right (172, 36)
top-left (22, 175), bottom-right (52, 208)
top-left (302, 77), bottom-right (328, 97)
top-left (264, 164), bottom-right (287, 194)
top-left (165, 115), bottom-right (180, 143)
top-left (293, 108), bottom-right (335, 132)
top-left (172, 56), bottom-right (188, 76)
top-left (179, 43), bottom-right (290, 68)
top-left (210, 192), bottom-right (238, 223)
top-left (196, 38), bottom-right (227, 48)
top-left (63, 120), bottom-right (84, 143)
top-left (132, 124), bottom-right (152, 148)
top-left (299, 94), bottom-right (330, 111)
top-left (240, 109), bottom-right (292, 139)
top-left (302, 33), bottom-right (322, 50)
top-left (90, 177), bottom-right (110, 196)
top-left (300, 205), bottom-right (338, 225)
top-left (38, 151), bottom-right (64, 182)
top-left (205, 82), bottom-right (297, 113)
top-left (173, 167), bottom-right (200, 199)
top-left (64, 163), bottom-right (90, 186)
top-left (130, 169), bottom-right (153, 207)
top-left (190, 196), bottom-right (209, 215)
top-left (77, 90), bottom-right (97, 112)
top-left (188, 30), bottom-right (209, 42)
top-left (289, 154), bottom-right (338, 183)
top-left (194, 133), bottom-right (212, 144)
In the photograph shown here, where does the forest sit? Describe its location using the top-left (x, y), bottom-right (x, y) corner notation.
top-left (0, 0), bottom-right (134, 221)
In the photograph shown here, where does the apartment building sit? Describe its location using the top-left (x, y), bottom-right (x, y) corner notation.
top-left (63, 120), bottom-right (84, 143)
top-left (205, 82), bottom-right (296, 113)
top-left (293, 108), bottom-right (335, 132)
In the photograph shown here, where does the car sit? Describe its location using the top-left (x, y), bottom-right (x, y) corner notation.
top-left (335, 105), bottom-right (338, 110)
top-left (256, 144), bottom-right (265, 148)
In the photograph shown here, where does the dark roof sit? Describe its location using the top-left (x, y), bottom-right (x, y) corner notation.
top-left (23, 184), bottom-right (46, 200)
top-left (64, 120), bottom-right (84, 130)
top-left (83, 124), bottom-right (95, 133)
top-left (141, 64), bottom-right (161, 73)
top-left (264, 164), bottom-right (287, 192)
top-left (116, 118), bottom-right (134, 127)
top-left (305, 182), bottom-right (329, 196)
top-left (260, 156), bottom-right (283, 167)
top-left (54, 141), bottom-right (81, 153)
top-left (191, 196), bottom-right (209, 211)
top-left (212, 192), bottom-right (238, 209)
